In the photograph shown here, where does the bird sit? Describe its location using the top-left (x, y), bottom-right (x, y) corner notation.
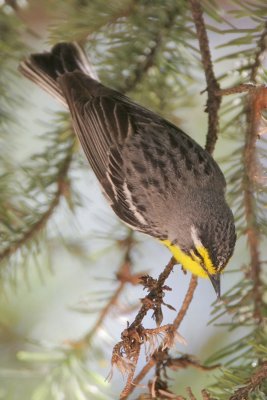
top-left (19, 42), bottom-right (236, 298)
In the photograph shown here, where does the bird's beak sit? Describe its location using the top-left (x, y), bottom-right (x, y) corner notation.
top-left (208, 273), bottom-right (221, 298)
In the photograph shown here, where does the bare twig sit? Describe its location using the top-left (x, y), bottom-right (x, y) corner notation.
top-left (229, 362), bottom-right (267, 400)
top-left (189, 0), bottom-right (221, 154)
top-left (132, 357), bottom-right (155, 393)
top-left (129, 257), bottom-right (176, 329)
top-left (215, 83), bottom-right (256, 97)
top-left (172, 275), bottom-right (198, 330)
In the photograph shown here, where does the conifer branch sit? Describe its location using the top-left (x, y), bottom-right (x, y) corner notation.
top-left (120, 34), bottom-right (162, 94)
top-left (120, 7), bottom-right (176, 94)
top-left (189, 0), bottom-right (221, 154)
top-left (206, 18), bottom-right (267, 399)
top-left (229, 361), bottom-right (267, 400)
top-left (0, 152), bottom-right (73, 265)
top-left (250, 21), bottom-right (267, 82)
top-left (242, 22), bottom-right (267, 321)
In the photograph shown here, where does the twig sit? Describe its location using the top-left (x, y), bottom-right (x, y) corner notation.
top-left (189, 0), bottom-right (221, 154)
top-left (132, 357), bottom-right (155, 393)
top-left (242, 22), bottom-right (267, 321)
top-left (229, 361), bottom-right (267, 400)
top-left (0, 152), bottom-right (73, 264)
top-left (129, 257), bottom-right (176, 329)
top-left (172, 275), bottom-right (198, 330)
top-left (215, 83), bottom-right (256, 97)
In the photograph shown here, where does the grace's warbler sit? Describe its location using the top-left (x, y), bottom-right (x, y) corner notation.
top-left (19, 43), bottom-right (236, 297)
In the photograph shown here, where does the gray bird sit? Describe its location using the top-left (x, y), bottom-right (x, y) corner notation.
top-left (19, 42), bottom-right (236, 297)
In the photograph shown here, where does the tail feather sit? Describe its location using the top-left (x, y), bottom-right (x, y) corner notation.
top-left (18, 42), bottom-right (99, 106)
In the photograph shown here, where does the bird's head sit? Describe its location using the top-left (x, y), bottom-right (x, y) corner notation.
top-left (162, 213), bottom-right (236, 298)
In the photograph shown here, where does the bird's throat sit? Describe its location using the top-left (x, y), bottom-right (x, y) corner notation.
top-left (161, 240), bottom-right (215, 278)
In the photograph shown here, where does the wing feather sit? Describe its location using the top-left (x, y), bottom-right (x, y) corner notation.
top-left (58, 72), bottom-right (150, 231)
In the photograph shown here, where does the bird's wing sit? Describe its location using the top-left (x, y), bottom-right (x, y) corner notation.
top-left (58, 71), bottom-right (226, 236)
top-left (58, 72), bottom-right (158, 234)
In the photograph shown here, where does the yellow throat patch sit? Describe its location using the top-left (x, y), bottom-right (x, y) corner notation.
top-left (162, 240), bottom-right (216, 278)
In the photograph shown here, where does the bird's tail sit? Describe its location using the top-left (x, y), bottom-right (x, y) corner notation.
top-left (19, 42), bottom-right (99, 106)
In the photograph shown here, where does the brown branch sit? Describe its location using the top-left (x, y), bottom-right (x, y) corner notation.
top-left (215, 83), bottom-right (256, 97)
top-left (189, 0), bottom-right (221, 154)
top-left (250, 22), bottom-right (267, 82)
top-left (131, 357), bottom-right (155, 392)
top-left (242, 23), bottom-right (267, 321)
top-left (0, 153), bottom-right (73, 264)
top-left (229, 361), bottom-right (267, 400)
top-left (129, 257), bottom-right (176, 329)
top-left (172, 275), bottom-right (198, 330)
